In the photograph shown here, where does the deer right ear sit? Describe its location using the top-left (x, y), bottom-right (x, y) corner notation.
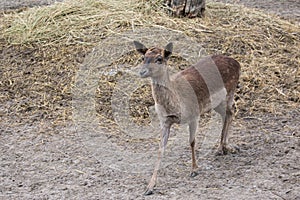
top-left (164, 42), bottom-right (173, 59)
top-left (133, 41), bottom-right (148, 55)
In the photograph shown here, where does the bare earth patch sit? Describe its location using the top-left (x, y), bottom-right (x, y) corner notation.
top-left (214, 0), bottom-right (300, 23)
top-left (0, 0), bottom-right (63, 10)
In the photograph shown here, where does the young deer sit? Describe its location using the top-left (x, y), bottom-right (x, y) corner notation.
top-left (133, 41), bottom-right (241, 195)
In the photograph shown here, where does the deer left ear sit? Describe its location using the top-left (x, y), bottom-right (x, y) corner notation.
top-left (164, 42), bottom-right (173, 59)
top-left (133, 41), bottom-right (148, 55)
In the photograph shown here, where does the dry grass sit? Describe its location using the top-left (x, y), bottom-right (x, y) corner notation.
top-left (0, 0), bottom-right (299, 128)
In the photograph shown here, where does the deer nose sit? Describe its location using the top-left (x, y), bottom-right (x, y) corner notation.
top-left (139, 67), bottom-right (149, 78)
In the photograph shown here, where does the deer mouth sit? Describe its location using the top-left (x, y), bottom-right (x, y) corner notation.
top-left (139, 68), bottom-right (149, 78)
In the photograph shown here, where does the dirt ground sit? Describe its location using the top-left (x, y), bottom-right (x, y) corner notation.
top-left (214, 0), bottom-right (300, 23)
top-left (0, 0), bottom-right (63, 10)
top-left (0, 1), bottom-right (299, 200)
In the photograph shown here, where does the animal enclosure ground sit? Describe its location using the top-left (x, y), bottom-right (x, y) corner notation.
top-left (0, 0), bottom-right (299, 200)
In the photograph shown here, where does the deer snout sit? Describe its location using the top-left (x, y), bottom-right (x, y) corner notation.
top-left (139, 66), bottom-right (150, 78)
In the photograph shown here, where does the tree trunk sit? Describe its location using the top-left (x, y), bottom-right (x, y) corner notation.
top-left (165, 0), bottom-right (206, 18)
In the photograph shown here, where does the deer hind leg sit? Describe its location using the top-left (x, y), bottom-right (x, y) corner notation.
top-left (144, 123), bottom-right (171, 195)
top-left (189, 120), bottom-right (199, 177)
top-left (214, 91), bottom-right (239, 155)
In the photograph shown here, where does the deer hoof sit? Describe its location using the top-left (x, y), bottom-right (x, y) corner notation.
top-left (216, 147), bottom-right (227, 156)
top-left (144, 189), bottom-right (154, 196)
top-left (190, 171), bottom-right (199, 177)
top-left (216, 145), bottom-right (240, 156)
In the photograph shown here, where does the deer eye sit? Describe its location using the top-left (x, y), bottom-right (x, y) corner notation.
top-left (140, 55), bottom-right (145, 61)
top-left (155, 56), bottom-right (163, 64)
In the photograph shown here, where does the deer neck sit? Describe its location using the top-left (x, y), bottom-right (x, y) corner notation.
top-left (151, 70), bottom-right (171, 88)
top-left (151, 71), bottom-right (180, 119)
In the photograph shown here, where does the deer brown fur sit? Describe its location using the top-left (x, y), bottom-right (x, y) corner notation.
top-left (134, 41), bottom-right (241, 195)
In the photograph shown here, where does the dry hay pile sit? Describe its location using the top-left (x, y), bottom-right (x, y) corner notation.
top-left (0, 0), bottom-right (299, 128)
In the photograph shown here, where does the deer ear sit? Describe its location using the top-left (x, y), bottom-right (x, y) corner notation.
top-left (133, 41), bottom-right (148, 55)
top-left (164, 42), bottom-right (173, 59)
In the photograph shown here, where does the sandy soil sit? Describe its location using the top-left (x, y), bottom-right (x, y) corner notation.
top-left (214, 0), bottom-right (300, 23)
top-left (0, 0), bottom-right (63, 10)
top-left (0, 1), bottom-right (299, 200)
top-left (1, 110), bottom-right (300, 199)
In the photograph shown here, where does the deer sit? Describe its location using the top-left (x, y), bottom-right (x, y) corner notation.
top-left (133, 41), bottom-right (241, 195)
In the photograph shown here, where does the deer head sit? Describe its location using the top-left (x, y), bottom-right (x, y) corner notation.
top-left (134, 41), bottom-right (173, 78)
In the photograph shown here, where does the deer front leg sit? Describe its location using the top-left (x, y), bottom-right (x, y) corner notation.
top-left (144, 123), bottom-right (171, 195)
top-left (189, 120), bottom-right (199, 177)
